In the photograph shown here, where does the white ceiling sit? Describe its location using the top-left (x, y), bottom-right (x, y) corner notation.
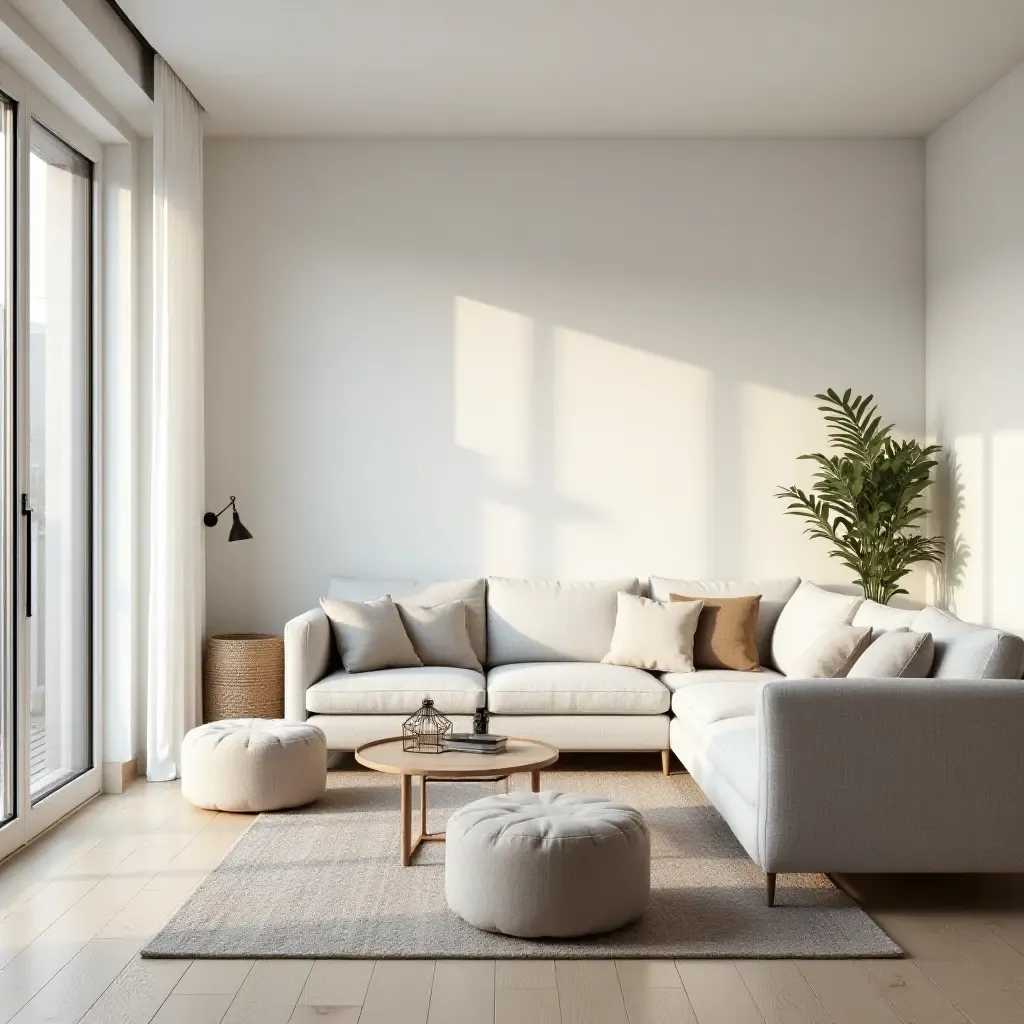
top-left (117, 0), bottom-right (1024, 137)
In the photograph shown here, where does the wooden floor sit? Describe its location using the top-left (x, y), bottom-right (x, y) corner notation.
top-left (2, 780), bottom-right (1024, 1024)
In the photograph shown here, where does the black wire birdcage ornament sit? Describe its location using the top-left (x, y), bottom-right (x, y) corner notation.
top-left (402, 697), bottom-right (453, 753)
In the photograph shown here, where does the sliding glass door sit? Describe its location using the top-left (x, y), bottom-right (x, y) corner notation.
top-left (0, 92), bottom-right (13, 836)
top-left (0, 69), bottom-right (100, 863)
top-left (26, 121), bottom-right (93, 804)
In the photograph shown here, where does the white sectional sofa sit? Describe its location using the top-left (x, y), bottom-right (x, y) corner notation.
top-left (284, 574), bottom-right (1024, 903)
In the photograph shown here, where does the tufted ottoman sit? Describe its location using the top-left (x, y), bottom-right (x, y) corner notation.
top-left (181, 719), bottom-right (327, 812)
top-left (445, 791), bottom-right (650, 938)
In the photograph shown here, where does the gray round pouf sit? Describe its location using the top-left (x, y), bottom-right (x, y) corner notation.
top-left (445, 791), bottom-right (650, 938)
top-left (181, 719), bottom-right (327, 812)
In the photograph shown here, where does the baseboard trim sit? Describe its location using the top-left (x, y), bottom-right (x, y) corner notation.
top-left (102, 759), bottom-right (138, 794)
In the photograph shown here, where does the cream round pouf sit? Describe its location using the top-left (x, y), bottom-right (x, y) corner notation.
top-left (445, 791), bottom-right (650, 938)
top-left (181, 719), bottom-right (326, 812)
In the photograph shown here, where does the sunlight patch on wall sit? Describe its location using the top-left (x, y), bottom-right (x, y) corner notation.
top-left (990, 431), bottom-right (1024, 633)
top-left (454, 296), bottom-right (533, 482)
top-left (551, 328), bottom-right (708, 578)
top-left (739, 383), bottom-right (856, 588)
top-left (454, 297), bottom-right (534, 574)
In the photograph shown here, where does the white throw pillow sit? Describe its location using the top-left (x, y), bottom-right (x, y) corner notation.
top-left (320, 595), bottom-right (422, 674)
top-left (397, 600), bottom-right (482, 672)
top-left (602, 593), bottom-right (703, 673)
top-left (786, 624), bottom-right (873, 679)
top-left (852, 599), bottom-right (918, 636)
top-left (771, 581), bottom-right (863, 675)
top-left (847, 628), bottom-right (935, 679)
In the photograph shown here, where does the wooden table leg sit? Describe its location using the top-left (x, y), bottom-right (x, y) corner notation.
top-left (531, 769), bottom-right (540, 793)
top-left (400, 774), bottom-right (412, 866)
top-left (419, 774), bottom-right (427, 837)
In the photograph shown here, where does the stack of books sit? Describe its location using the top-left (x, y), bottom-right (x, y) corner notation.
top-left (444, 733), bottom-right (508, 755)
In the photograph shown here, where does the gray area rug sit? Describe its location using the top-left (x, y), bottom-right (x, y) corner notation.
top-left (143, 768), bottom-right (900, 959)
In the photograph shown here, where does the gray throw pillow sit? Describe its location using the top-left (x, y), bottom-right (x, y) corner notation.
top-left (847, 628), bottom-right (935, 679)
top-left (397, 600), bottom-right (482, 672)
top-left (785, 624), bottom-right (873, 678)
top-left (320, 595), bottom-right (422, 673)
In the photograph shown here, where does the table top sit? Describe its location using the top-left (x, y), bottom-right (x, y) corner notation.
top-left (354, 736), bottom-right (559, 778)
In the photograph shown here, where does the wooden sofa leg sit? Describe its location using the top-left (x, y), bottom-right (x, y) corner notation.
top-left (766, 872), bottom-right (777, 907)
top-left (661, 750), bottom-right (671, 776)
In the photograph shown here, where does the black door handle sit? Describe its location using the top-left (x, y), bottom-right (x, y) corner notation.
top-left (21, 493), bottom-right (31, 617)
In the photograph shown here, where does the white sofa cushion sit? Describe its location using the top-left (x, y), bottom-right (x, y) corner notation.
top-left (649, 577), bottom-right (800, 665)
top-left (487, 662), bottom-right (669, 715)
top-left (486, 577), bottom-right (639, 665)
top-left (603, 593), bottom-right (703, 673)
top-left (704, 717), bottom-right (759, 806)
top-left (847, 628), bottom-right (935, 678)
top-left (771, 581), bottom-right (863, 674)
top-left (664, 669), bottom-right (779, 724)
top-left (912, 606), bottom-right (1024, 679)
top-left (326, 577), bottom-right (487, 663)
top-left (852, 599), bottom-right (918, 635)
top-left (305, 666), bottom-right (485, 715)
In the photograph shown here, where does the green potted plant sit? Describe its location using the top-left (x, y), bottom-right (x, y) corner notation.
top-left (776, 389), bottom-right (944, 605)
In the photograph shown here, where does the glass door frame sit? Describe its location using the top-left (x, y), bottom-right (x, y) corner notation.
top-left (0, 59), bottom-right (103, 862)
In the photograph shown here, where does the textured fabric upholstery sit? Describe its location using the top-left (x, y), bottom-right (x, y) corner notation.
top-left (181, 719), bottom-right (327, 812)
top-left (704, 717), bottom-right (759, 806)
top-left (283, 607), bottom-right (333, 721)
top-left (912, 606), bottom-right (1024, 680)
top-left (486, 578), bottom-right (639, 665)
top-left (486, 662), bottom-right (669, 715)
top-left (847, 629), bottom-right (934, 678)
top-left (306, 666), bottom-right (485, 715)
top-left (649, 576), bottom-right (800, 665)
top-left (756, 679), bottom-right (1024, 872)
top-left (667, 675), bottom-right (767, 724)
top-left (307, 713), bottom-right (476, 751)
top-left (445, 792), bottom-right (650, 937)
top-left (326, 577), bottom-right (488, 663)
top-left (481, 714), bottom-right (670, 751)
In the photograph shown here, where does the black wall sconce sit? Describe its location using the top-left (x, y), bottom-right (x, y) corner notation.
top-left (203, 495), bottom-right (253, 542)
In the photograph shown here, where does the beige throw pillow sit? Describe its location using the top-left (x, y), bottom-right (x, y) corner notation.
top-left (397, 600), bottom-right (482, 672)
top-left (786, 624), bottom-right (873, 678)
top-left (847, 628), bottom-right (935, 679)
top-left (320, 595), bottom-right (422, 674)
top-left (602, 593), bottom-right (703, 673)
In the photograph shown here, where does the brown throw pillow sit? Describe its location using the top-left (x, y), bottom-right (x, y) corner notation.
top-left (669, 593), bottom-right (761, 672)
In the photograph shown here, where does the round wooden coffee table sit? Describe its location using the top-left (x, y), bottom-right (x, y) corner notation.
top-left (354, 736), bottom-right (559, 866)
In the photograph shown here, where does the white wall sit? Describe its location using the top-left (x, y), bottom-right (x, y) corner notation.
top-left (926, 63), bottom-right (1024, 634)
top-left (204, 139), bottom-right (925, 634)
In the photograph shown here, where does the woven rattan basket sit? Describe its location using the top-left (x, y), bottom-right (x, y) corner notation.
top-left (203, 633), bottom-right (284, 722)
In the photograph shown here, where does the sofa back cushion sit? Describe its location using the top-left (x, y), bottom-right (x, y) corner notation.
top-left (852, 599), bottom-right (919, 635)
top-left (912, 606), bottom-right (1024, 679)
top-left (486, 577), bottom-right (639, 665)
top-left (326, 577), bottom-right (487, 663)
top-left (649, 576), bottom-right (800, 666)
top-left (771, 580), bottom-right (863, 675)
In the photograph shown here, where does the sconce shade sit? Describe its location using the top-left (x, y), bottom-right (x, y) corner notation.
top-left (228, 509), bottom-right (253, 542)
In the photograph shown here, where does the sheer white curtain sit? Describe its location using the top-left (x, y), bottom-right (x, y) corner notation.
top-left (147, 57), bottom-right (205, 781)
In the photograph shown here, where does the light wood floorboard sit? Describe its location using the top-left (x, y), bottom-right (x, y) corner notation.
top-left (2, 780), bottom-right (1024, 1023)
